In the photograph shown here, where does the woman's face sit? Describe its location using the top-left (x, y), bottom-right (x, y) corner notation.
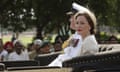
top-left (75, 15), bottom-right (91, 37)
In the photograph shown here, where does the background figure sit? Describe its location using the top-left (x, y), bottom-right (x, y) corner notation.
top-left (29, 39), bottom-right (43, 60)
top-left (55, 35), bottom-right (63, 44)
top-left (108, 35), bottom-right (118, 44)
top-left (27, 43), bottom-right (34, 52)
top-left (53, 41), bottom-right (62, 52)
top-left (0, 39), bottom-right (8, 61)
top-left (4, 41), bottom-right (14, 54)
top-left (39, 41), bottom-right (50, 54)
top-left (62, 3), bottom-right (79, 49)
top-left (7, 40), bottom-right (29, 61)
top-left (3, 41), bottom-right (14, 61)
top-left (11, 34), bottom-right (16, 43)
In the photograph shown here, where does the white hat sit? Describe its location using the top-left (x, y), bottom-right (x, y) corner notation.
top-left (73, 2), bottom-right (97, 26)
top-left (66, 2), bottom-right (80, 15)
top-left (72, 2), bottom-right (90, 13)
top-left (34, 39), bottom-right (43, 46)
top-left (13, 39), bottom-right (23, 46)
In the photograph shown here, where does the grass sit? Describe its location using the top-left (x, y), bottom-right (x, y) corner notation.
top-left (2, 35), bottom-right (34, 47)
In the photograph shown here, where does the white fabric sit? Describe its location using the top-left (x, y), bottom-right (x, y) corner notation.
top-left (48, 33), bottom-right (82, 67)
top-left (80, 35), bottom-right (98, 56)
top-left (13, 39), bottom-right (23, 46)
top-left (0, 50), bottom-right (8, 61)
top-left (72, 2), bottom-right (89, 13)
top-left (7, 49), bottom-right (29, 61)
top-left (34, 39), bottom-right (43, 46)
top-left (48, 34), bottom-right (98, 67)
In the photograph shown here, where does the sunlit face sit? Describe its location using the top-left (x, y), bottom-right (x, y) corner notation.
top-left (75, 15), bottom-right (91, 37)
top-left (69, 15), bottom-right (76, 30)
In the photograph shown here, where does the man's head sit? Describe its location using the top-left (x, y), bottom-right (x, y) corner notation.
top-left (39, 41), bottom-right (50, 54)
top-left (4, 41), bottom-right (14, 53)
top-left (13, 40), bottom-right (24, 55)
top-left (67, 2), bottom-right (83, 30)
top-left (33, 39), bottom-right (43, 53)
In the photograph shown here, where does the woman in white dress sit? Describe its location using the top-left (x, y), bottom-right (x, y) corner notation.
top-left (48, 4), bottom-right (98, 67)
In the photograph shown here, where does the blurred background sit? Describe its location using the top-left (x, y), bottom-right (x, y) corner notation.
top-left (0, 0), bottom-right (120, 45)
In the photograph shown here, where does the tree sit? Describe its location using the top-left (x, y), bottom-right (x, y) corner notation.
top-left (0, 0), bottom-right (120, 41)
top-left (0, 0), bottom-right (35, 38)
top-left (26, 0), bottom-right (73, 40)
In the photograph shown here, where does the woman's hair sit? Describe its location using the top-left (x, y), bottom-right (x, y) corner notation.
top-left (74, 11), bottom-right (97, 34)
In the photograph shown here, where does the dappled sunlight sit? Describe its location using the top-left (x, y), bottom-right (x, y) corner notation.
top-left (2, 34), bottom-right (34, 46)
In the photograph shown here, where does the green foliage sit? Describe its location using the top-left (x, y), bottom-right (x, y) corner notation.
top-left (0, 0), bottom-right (120, 39)
top-left (0, 0), bottom-right (35, 33)
top-left (99, 32), bottom-right (110, 40)
top-left (3, 35), bottom-right (33, 46)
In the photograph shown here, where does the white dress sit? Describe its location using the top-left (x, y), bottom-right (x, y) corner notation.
top-left (80, 35), bottom-right (98, 56)
top-left (48, 33), bottom-right (98, 67)
top-left (48, 33), bottom-right (82, 67)
top-left (0, 50), bottom-right (8, 61)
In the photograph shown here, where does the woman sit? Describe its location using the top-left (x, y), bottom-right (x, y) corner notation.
top-left (48, 6), bottom-right (98, 67)
top-left (73, 11), bottom-right (98, 56)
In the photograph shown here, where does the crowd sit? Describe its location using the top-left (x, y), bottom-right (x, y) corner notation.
top-left (0, 37), bottom-right (63, 61)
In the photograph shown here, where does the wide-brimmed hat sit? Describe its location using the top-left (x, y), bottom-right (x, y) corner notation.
top-left (73, 2), bottom-right (97, 26)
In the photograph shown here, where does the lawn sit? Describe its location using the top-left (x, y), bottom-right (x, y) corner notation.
top-left (2, 35), bottom-right (34, 47)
